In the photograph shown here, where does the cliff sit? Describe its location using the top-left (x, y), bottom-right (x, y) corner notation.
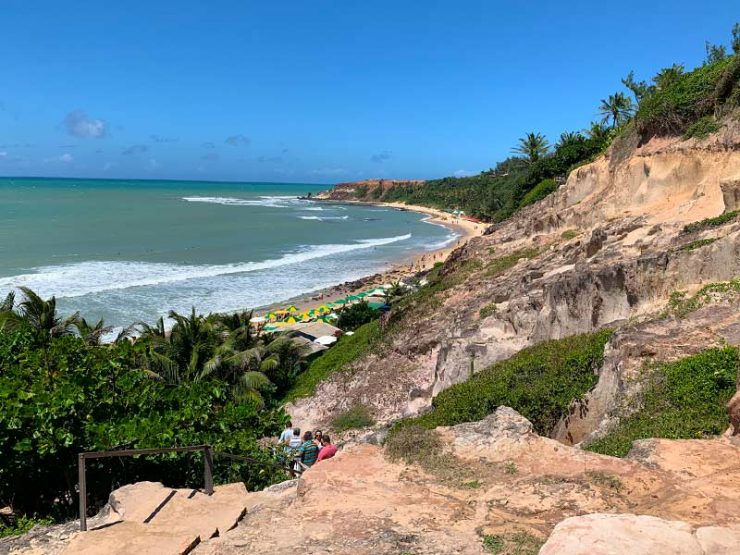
top-left (313, 178), bottom-right (425, 201)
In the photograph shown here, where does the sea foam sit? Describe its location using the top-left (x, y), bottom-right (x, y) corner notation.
top-left (0, 234), bottom-right (411, 299)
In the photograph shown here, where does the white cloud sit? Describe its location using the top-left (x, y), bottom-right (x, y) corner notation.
top-left (453, 169), bottom-right (476, 177)
top-left (59, 153), bottom-right (74, 163)
top-left (63, 110), bottom-right (107, 138)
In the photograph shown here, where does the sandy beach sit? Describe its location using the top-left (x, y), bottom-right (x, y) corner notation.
top-left (256, 201), bottom-right (487, 315)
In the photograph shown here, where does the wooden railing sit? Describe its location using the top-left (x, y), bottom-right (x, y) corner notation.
top-left (77, 445), bottom-right (296, 531)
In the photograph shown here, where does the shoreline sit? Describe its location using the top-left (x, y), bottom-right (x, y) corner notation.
top-left (255, 201), bottom-right (487, 316)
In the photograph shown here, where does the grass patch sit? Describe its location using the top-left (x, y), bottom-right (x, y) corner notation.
top-left (504, 461), bottom-right (518, 475)
top-left (385, 425), bottom-right (473, 484)
top-left (479, 303), bottom-right (497, 319)
top-left (390, 330), bottom-right (612, 437)
top-left (332, 404), bottom-right (375, 431)
top-left (683, 115), bottom-right (720, 139)
top-left (282, 320), bottom-right (381, 402)
top-left (682, 210), bottom-right (739, 234)
top-left (667, 278), bottom-right (740, 318)
top-left (585, 470), bottom-right (623, 491)
top-left (519, 178), bottom-right (557, 208)
top-left (680, 238), bottom-right (717, 251)
top-left (560, 229), bottom-right (578, 240)
top-left (0, 515), bottom-right (54, 539)
top-left (585, 347), bottom-right (739, 457)
top-left (485, 248), bottom-right (539, 278)
top-left (481, 531), bottom-right (544, 555)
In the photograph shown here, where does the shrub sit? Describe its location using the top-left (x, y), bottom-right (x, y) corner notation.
top-left (667, 278), bottom-right (740, 318)
top-left (391, 330), bottom-right (612, 437)
top-left (682, 210), bottom-right (739, 233)
top-left (385, 425), bottom-right (472, 483)
top-left (482, 532), bottom-right (543, 555)
top-left (680, 238), bottom-right (717, 251)
top-left (485, 248), bottom-right (539, 278)
top-left (337, 301), bottom-right (379, 331)
top-left (561, 229), bottom-right (578, 240)
top-left (683, 116), bottom-right (720, 139)
top-left (332, 404), bottom-right (375, 431)
top-left (0, 515), bottom-right (55, 539)
top-left (636, 56), bottom-right (737, 138)
top-left (519, 178), bottom-right (557, 208)
top-left (479, 303), bottom-right (497, 319)
top-left (585, 347), bottom-right (739, 457)
top-left (282, 320), bottom-right (381, 401)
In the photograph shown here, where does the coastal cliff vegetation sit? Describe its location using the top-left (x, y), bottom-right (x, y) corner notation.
top-left (346, 25), bottom-right (740, 222)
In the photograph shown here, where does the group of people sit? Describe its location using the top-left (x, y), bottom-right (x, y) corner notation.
top-left (278, 421), bottom-right (337, 473)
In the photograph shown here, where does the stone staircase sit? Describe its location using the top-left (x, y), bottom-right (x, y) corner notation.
top-left (62, 481), bottom-right (249, 555)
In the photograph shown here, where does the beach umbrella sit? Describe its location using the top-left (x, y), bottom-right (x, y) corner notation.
top-left (356, 292), bottom-right (368, 298)
top-left (266, 312), bottom-right (277, 321)
top-left (346, 295), bottom-right (360, 302)
top-left (286, 305), bottom-right (298, 312)
top-left (333, 299), bottom-right (347, 305)
top-left (286, 316), bottom-right (297, 324)
top-left (263, 324), bottom-right (278, 331)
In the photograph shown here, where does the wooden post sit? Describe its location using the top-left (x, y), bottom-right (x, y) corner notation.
top-left (78, 454), bottom-right (87, 532)
top-left (203, 446), bottom-right (214, 495)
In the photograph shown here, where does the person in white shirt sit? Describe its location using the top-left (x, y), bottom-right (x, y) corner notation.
top-left (279, 421), bottom-right (294, 445)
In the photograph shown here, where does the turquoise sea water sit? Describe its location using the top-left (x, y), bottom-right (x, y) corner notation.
top-left (0, 178), bottom-right (455, 328)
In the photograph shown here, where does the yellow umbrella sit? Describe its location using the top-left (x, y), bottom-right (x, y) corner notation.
top-left (286, 316), bottom-right (297, 324)
top-left (286, 305), bottom-right (298, 312)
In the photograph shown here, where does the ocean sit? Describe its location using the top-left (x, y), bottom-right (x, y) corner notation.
top-left (0, 178), bottom-right (456, 329)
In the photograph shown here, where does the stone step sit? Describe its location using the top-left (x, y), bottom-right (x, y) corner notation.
top-left (150, 484), bottom-right (249, 541)
top-left (63, 521), bottom-right (200, 555)
top-left (63, 482), bottom-right (249, 555)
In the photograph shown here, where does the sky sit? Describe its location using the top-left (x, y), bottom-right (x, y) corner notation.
top-left (0, 1), bottom-right (736, 184)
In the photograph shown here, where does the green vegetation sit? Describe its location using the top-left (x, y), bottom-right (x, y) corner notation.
top-left (337, 300), bottom-right (379, 331)
top-left (683, 115), bottom-right (720, 139)
top-left (347, 25), bottom-right (739, 222)
top-left (485, 248), bottom-right (539, 278)
top-left (561, 229), bottom-right (579, 240)
top-left (680, 237), bottom-right (717, 251)
top-left (667, 278), bottom-right (740, 318)
top-left (482, 532), bottom-right (544, 555)
top-left (585, 470), bottom-right (623, 491)
top-left (519, 178), bottom-right (557, 208)
top-left (385, 425), bottom-right (472, 483)
top-left (635, 55), bottom-right (739, 138)
top-left (391, 330), bottom-right (612, 437)
top-left (479, 303), bottom-right (497, 319)
top-left (504, 462), bottom-right (518, 475)
top-left (682, 210), bottom-right (739, 234)
top-left (283, 320), bottom-right (381, 401)
top-left (0, 515), bottom-right (55, 539)
top-left (586, 347), bottom-right (739, 457)
top-left (0, 287), bottom-right (332, 522)
top-left (332, 404), bottom-right (375, 431)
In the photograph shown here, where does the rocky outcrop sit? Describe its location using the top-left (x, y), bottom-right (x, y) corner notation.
top-left (313, 179), bottom-right (424, 201)
top-left (540, 514), bottom-right (740, 555)
top-left (288, 129), bottom-right (740, 439)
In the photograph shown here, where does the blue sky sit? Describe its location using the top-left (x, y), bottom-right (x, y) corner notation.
top-left (0, 1), bottom-right (736, 184)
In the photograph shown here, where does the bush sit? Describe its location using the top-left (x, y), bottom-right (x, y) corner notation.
top-left (682, 210), bottom-right (739, 233)
top-left (282, 321), bottom-right (381, 401)
top-left (332, 405), bottom-right (375, 431)
top-left (585, 347), bottom-right (739, 457)
top-left (391, 330), bottom-right (613, 437)
top-left (479, 303), bottom-right (497, 319)
top-left (485, 248), bottom-right (539, 278)
top-left (0, 328), bottom-right (286, 521)
top-left (0, 515), bottom-right (55, 539)
top-left (683, 116), bottom-right (720, 139)
top-left (519, 178), bottom-right (557, 208)
top-left (636, 56), bottom-right (737, 138)
top-left (337, 301), bottom-right (379, 331)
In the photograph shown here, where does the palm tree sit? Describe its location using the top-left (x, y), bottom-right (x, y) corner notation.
top-left (556, 131), bottom-right (584, 149)
top-left (73, 317), bottom-right (113, 346)
top-left (586, 122), bottom-right (612, 143)
top-left (0, 287), bottom-right (77, 346)
top-left (598, 92), bottom-right (634, 128)
top-left (167, 307), bottom-right (217, 380)
top-left (653, 64), bottom-right (684, 90)
top-left (512, 132), bottom-right (550, 163)
top-left (1, 291), bottom-right (15, 312)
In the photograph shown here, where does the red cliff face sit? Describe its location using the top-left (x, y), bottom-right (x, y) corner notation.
top-left (314, 179), bottom-right (425, 201)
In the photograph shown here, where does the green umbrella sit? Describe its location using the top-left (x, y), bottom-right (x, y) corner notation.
top-left (346, 295), bottom-right (360, 302)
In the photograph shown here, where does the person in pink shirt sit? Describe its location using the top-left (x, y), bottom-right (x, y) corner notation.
top-left (317, 435), bottom-right (337, 462)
